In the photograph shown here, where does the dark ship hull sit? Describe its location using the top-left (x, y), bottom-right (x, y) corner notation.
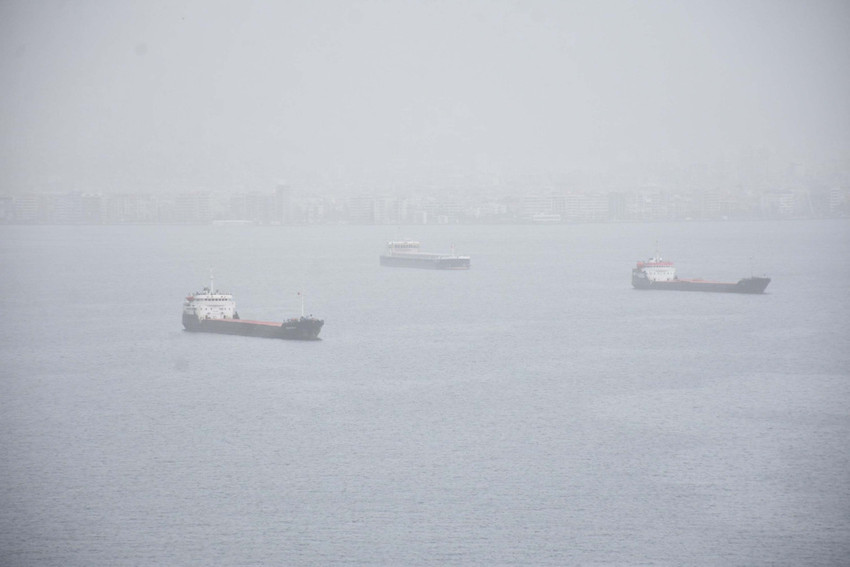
top-left (632, 272), bottom-right (770, 294)
top-left (182, 313), bottom-right (323, 340)
top-left (380, 254), bottom-right (470, 270)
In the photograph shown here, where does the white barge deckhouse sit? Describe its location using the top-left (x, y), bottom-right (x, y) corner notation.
top-left (379, 240), bottom-right (471, 270)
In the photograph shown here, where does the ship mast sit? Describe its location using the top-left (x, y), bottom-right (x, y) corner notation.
top-left (298, 291), bottom-right (305, 318)
top-left (209, 268), bottom-right (215, 294)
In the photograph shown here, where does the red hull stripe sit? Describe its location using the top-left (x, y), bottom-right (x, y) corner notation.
top-left (213, 319), bottom-right (281, 327)
top-left (673, 279), bottom-right (736, 285)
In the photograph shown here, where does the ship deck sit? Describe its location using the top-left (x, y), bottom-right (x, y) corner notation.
top-left (213, 319), bottom-right (281, 327)
top-left (672, 278), bottom-right (737, 285)
top-left (384, 252), bottom-right (468, 260)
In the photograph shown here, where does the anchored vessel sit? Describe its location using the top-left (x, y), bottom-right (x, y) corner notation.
top-left (182, 276), bottom-right (323, 340)
top-left (380, 241), bottom-right (471, 270)
top-left (632, 255), bottom-right (770, 294)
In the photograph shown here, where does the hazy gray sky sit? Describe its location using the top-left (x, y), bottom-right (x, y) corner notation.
top-left (1, 0), bottom-right (848, 193)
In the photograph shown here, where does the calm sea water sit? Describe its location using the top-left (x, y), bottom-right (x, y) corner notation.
top-left (1, 220), bottom-right (849, 566)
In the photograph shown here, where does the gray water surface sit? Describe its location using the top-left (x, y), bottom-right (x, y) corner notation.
top-left (1, 221), bottom-right (848, 566)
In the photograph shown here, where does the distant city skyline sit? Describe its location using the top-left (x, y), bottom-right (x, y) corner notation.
top-left (3, 182), bottom-right (847, 226)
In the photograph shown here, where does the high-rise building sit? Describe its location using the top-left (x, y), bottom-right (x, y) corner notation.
top-left (276, 183), bottom-right (292, 224)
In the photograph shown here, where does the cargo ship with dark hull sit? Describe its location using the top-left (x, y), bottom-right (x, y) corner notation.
top-left (380, 240), bottom-right (470, 270)
top-left (632, 255), bottom-right (770, 294)
top-left (182, 277), bottom-right (323, 340)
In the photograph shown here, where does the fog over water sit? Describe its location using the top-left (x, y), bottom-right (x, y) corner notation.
top-left (1, 221), bottom-right (849, 566)
top-left (2, 1), bottom-right (850, 566)
top-left (1, 0), bottom-right (849, 193)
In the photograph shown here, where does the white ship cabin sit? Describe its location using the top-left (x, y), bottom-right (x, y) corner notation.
top-left (387, 241), bottom-right (421, 255)
top-left (636, 256), bottom-right (677, 282)
top-left (183, 286), bottom-right (237, 321)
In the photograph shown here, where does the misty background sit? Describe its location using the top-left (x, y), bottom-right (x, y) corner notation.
top-left (2, 0), bottom-right (849, 195)
top-left (3, 2), bottom-right (850, 565)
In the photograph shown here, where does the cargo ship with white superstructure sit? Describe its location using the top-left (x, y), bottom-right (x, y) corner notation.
top-left (182, 275), bottom-right (323, 339)
top-left (632, 254), bottom-right (770, 293)
top-left (380, 240), bottom-right (470, 270)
